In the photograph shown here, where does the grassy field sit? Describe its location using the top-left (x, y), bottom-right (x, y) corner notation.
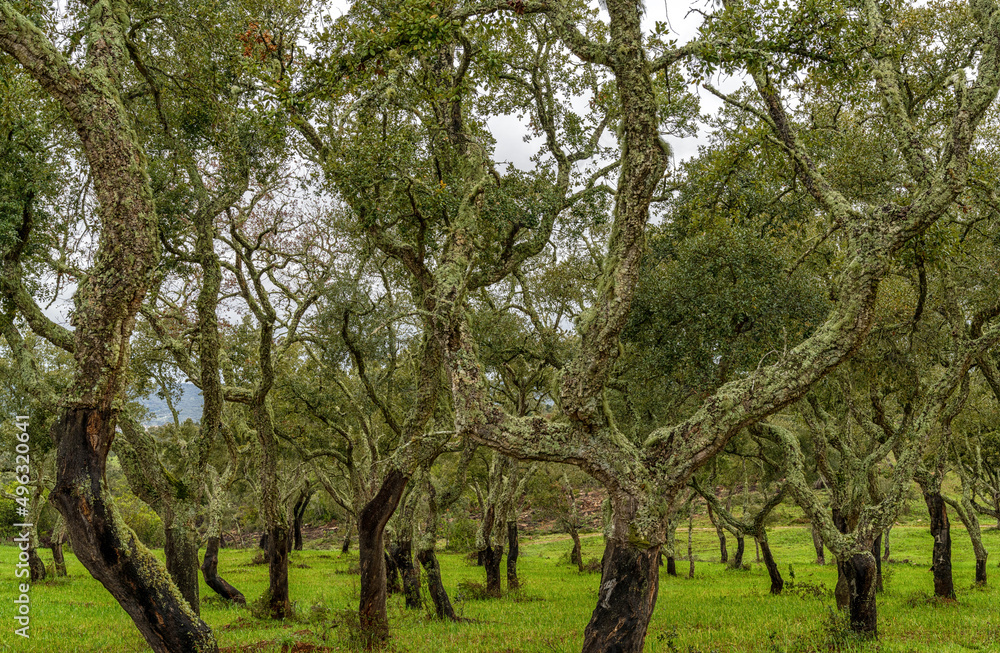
top-left (2, 524), bottom-right (999, 653)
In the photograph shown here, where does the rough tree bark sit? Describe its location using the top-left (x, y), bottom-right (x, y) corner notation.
top-left (507, 521), bottom-right (520, 590)
top-left (0, 3), bottom-right (219, 650)
top-left (758, 534), bottom-right (783, 595)
top-left (812, 524), bottom-right (826, 565)
top-left (923, 491), bottom-right (955, 599)
top-left (358, 470), bottom-right (408, 646)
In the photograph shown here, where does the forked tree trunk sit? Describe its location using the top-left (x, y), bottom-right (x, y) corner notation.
top-left (844, 551), bottom-right (878, 637)
top-left (358, 470), bottom-right (408, 647)
top-left (417, 548), bottom-right (459, 620)
top-left (165, 525), bottom-right (201, 614)
top-left (292, 492), bottom-right (311, 551)
top-left (50, 409), bottom-right (217, 653)
top-left (201, 536), bottom-right (246, 605)
top-left (392, 541), bottom-right (421, 609)
top-left (811, 524), bottom-right (825, 565)
top-left (924, 492), bottom-right (955, 599)
top-left (507, 521), bottom-right (520, 590)
top-left (581, 541), bottom-right (659, 653)
top-left (758, 534), bottom-right (783, 595)
top-left (482, 545), bottom-right (503, 597)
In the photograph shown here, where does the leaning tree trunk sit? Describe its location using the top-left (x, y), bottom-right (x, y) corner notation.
top-left (358, 470), bottom-right (408, 647)
top-left (844, 551), bottom-right (878, 637)
top-left (945, 493), bottom-right (989, 586)
top-left (50, 409), bottom-right (218, 653)
top-left (417, 548), bottom-right (459, 620)
top-left (391, 540), bottom-right (421, 609)
top-left (165, 523), bottom-right (201, 614)
top-left (811, 523), bottom-right (825, 565)
top-left (707, 504), bottom-right (728, 564)
top-left (758, 533), bottom-right (783, 595)
top-left (201, 536), bottom-right (246, 605)
top-left (924, 491), bottom-right (955, 599)
top-left (507, 520), bottom-right (520, 590)
top-left (581, 541), bottom-right (660, 653)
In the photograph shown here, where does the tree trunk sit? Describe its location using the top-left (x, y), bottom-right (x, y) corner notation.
top-left (27, 535), bottom-right (46, 582)
top-left (872, 534), bottom-right (883, 593)
top-left (392, 540), bottom-right (421, 609)
top-left (507, 520), bottom-right (520, 590)
top-left (811, 524), bottom-right (825, 565)
top-left (833, 508), bottom-right (850, 611)
top-left (266, 525), bottom-right (291, 618)
top-left (165, 525), bottom-right (201, 615)
top-left (482, 544), bottom-right (503, 597)
top-left (358, 469), bottom-right (408, 647)
top-left (259, 532), bottom-right (270, 563)
top-left (759, 535), bottom-right (783, 595)
top-left (729, 536), bottom-right (745, 569)
top-left (924, 492), bottom-right (955, 599)
top-left (292, 492), bottom-right (311, 551)
top-left (666, 556), bottom-right (677, 576)
top-left (385, 550), bottom-right (401, 594)
top-left (581, 541), bottom-right (660, 653)
top-left (341, 520), bottom-right (353, 555)
top-left (51, 530), bottom-right (67, 577)
top-left (707, 504), bottom-right (727, 564)
top-left (687, 511), bottom-right (695, 579)
top-left (50, 408), bottom-right (218, 653)
top-left (570, 531), bottom-right (584, 571)
top-left (844, 551), bottom-right (878, 638)
top-left (201, 537), bottom-right (246, 605)
top-left (882, 527), bottom-right (891, 561)
top-left (417, 548), bottom-right (459, 621)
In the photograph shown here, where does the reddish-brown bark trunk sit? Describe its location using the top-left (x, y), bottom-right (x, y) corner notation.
top-left (201, 536), bottom-right (246, 605)
top-left (50, 408), bottom-right (217, 653)
top-left (581, 541), bottom-right (659, 653)
top-left (358, 470), bottom-right (408, 647)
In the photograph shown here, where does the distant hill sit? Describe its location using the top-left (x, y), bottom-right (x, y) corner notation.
top-left (139, 382), bottom-right (203, 426)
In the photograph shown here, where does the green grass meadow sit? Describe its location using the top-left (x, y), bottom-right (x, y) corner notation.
top-left (2, 525), bottom-right (999, 652)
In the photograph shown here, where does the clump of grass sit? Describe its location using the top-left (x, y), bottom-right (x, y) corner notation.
top-left (454, 580), bottom-right (493, 601)
top-left (903, 590), bottom-right (958, 608)
top-left (788, 609), bottom-right (880, 653)
top-left (581, 557), bottom-right (602, 573)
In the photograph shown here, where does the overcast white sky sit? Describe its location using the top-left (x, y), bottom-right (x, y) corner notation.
top-left (39, 1), bottom-right (737, 330)
top-left (489, 0), bottom-right (735, 169)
